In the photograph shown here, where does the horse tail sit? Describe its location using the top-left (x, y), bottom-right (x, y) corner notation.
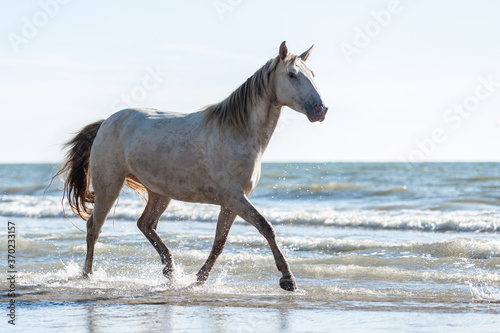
top-left (54, 120), bottom-right (105, 220)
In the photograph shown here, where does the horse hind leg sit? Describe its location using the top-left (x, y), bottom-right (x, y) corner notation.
top-left (83, 177), bottom-right (125, 277)
top-left (83, 212), bottom-right (96, 277)
top-left (137, 191), bottom-right (175, 281)
top-left (196, 207), bottom-right (237, 285)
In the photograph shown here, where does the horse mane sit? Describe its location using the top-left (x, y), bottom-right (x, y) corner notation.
top-left (203, 55), bottom-right (294, 132)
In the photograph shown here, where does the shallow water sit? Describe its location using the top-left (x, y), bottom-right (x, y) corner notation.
top-left (1, 163), bottom-right (500, 331)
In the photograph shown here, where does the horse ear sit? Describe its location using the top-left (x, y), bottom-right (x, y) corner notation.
top-left (299, 45), bottom-right (314, 61)
top-left (279, 41), bottom-right (288, 60)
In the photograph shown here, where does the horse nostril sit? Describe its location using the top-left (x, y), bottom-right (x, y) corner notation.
top-left (314, 104), bottom-right (327, 114)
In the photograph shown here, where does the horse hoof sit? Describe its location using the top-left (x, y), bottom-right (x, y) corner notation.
top-left (162, 266), bottom-right (176, 282)
top-left (195, 271), bottom-right (209, 284)
top-left (185, 281), bottom-right (203, 290)
top-left (279, 277), bottom-right (297, 291)
top-left (82, 272), bottom-right (91, 279)
top-left (194, 280), bottom-right (205, 287)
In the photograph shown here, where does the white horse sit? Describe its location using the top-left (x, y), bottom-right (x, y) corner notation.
top-left (56, 41), bottom-right (328, 291)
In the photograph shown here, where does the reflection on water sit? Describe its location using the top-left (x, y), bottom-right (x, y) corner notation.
top-left (15, 302), bottom-right (500, 332)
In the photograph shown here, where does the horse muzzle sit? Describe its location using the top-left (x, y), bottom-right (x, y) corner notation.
top-left (307, 103), bottom-right (328, 122)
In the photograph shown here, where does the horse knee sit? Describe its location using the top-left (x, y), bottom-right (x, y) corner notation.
top-left (257, 217), bottom-right (276, 239)
top-left (137, 220), bottom-right (146, 232)
top-left (86, 229), bottom-right (100, 244)
top-left (137, 219), bottom-right (155, 235)
top-left (86, 214), bottom-right (94, 229)
top-left (86, 219), bottom-right (105, 243)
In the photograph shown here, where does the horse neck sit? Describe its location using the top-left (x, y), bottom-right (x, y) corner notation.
top-left (244, 95), bottom-right (283, 153)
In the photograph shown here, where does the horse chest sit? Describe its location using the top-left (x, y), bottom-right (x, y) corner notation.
top-left (229, 159), bottom-right (262, 195)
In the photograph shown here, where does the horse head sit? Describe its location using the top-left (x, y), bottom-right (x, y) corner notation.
top-left (274, 41), bottom-right (328, 122)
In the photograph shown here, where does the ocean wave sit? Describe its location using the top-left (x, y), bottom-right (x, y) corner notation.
top-left (451, 198), bottom-right (500, 206)
top-left (256, 181), bottom-right (417, 201)
top-left (0, 184), bottom-right (49, 195)
top-left (256, 180), bottom-right (369, 199)
top-left (0, 195), bottom-right (67, 218)
top-left (469, 283), bottom-right (500, 303)
top-left (226, 235), bottom-right (500, 259)
top-left (372, 186), bottom-right (408, 196)
top-left (2, 194), bottom-right (500, 233)
top-left (18, 238), bottom-right (500, 291)
top-left (303, 263), bottom-right (500, 284)
top-left (260, 181), bottom-right (416, 196)
top-left (466, 175), bottom-right (500, 183)
top-left (261, 208), bottom-right (500, 233)
top-left (18, 250), bottom-right (500, 296)
top-left (287, 181), bottom-right (367, 193)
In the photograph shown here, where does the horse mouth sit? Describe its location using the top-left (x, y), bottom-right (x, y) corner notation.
top-left (306, 108), bottom-right (328, 122)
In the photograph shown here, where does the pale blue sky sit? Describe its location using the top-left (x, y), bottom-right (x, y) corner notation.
top-left (1, 0), bottom-right (499, 163)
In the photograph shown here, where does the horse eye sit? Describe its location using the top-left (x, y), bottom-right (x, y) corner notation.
top-left (288, 72), bottom-right (297, 79)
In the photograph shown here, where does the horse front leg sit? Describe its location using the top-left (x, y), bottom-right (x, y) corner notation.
top-left (228, 194), bottom-right (296, 291)
top-left (137, 192), bottom-right (175, 281)
top-left (196, 207), bottom-right (237, 285)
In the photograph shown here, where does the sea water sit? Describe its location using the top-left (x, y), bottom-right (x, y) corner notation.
top-left (1, 163), bottom-right (499, 332)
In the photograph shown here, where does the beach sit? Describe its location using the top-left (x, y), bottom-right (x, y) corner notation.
top-left (1, 162), bottom-right (500, 332)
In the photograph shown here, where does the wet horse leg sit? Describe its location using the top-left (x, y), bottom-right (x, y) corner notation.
top-left (196, 207), bottom-right (237, 284)
top-left (137, 191), bottom-right (175, 280)
top-left (228, 194), bottom-right (296, 291)
top-left (83, 213), bottom-right (102, 276)
top-left (83, 181), bottom-right (124, 277)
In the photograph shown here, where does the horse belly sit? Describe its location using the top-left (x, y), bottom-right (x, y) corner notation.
top-left (141, 165), bottom-right (220, 204)
top-left (125, 139), bottom-right (222, 204)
